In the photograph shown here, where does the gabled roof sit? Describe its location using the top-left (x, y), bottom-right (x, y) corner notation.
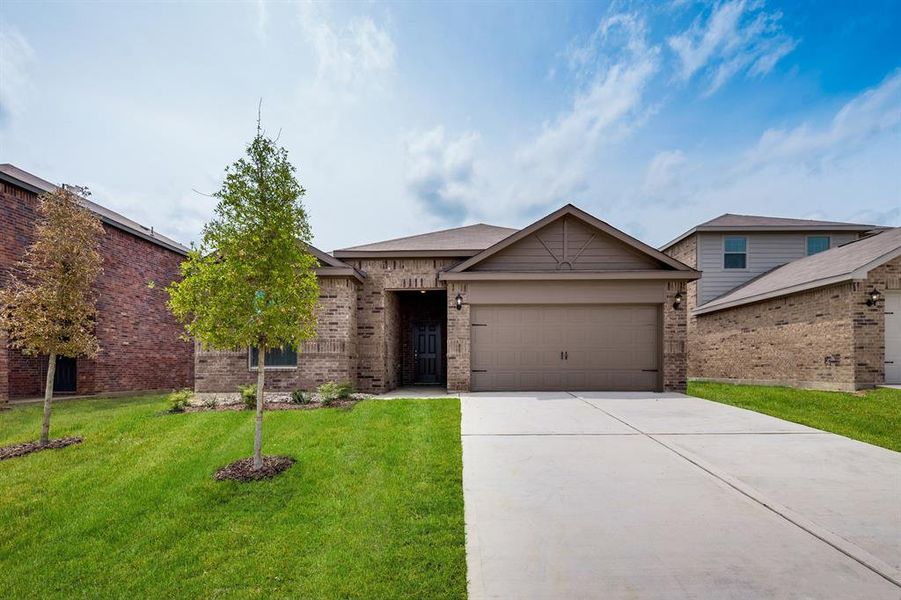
top-left (0, 163), bottom-right (189, 255)
top-left (660, 213), bottom-right (880, 252)
top-left (332, 223), bottom-right (517, 258)
top-left (695, 227), bottom-right (901, 315)
top-left (308, 245), bottom-right (365, 282)
top-left (441, 204), bottom-right (699, 280)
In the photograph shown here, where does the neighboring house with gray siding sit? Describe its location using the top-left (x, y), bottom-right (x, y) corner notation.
top-left (663, 214), bottom-right (875, 306)
top-left (662, 214), bottom-right (899, 391)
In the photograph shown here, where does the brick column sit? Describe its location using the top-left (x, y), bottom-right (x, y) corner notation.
top-left (446, 282), bottom-right (470, 392)
top-left (663, 280), bottom-right (688, 393)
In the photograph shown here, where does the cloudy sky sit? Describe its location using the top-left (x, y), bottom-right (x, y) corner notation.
top-left (1, 1), bottom-right (899, 250)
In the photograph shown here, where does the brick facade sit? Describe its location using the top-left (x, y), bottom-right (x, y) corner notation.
top-left (344, 258), bottom-right (459, 393)
top-left (446, 282), bottom-right (470, 392)
top-left (688, 255), bottom-right (900, 391)
top-left (663, 281), bottom-right (689, 392)
top-left (663, 235), bottom-right (700, 376)
top-left (193, 276), bottom-right (359, 393)
top-left (0, 179), bottom-right (193, 403)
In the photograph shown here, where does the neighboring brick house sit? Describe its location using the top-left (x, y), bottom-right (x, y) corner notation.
top-left (662, 215), bottom-right (900, 391)
top-left (195, 204), bottom-right (699, 394)
top-left (0, 164), bottom-right (194, 404)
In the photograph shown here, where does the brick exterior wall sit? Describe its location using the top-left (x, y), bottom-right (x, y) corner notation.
top-left (193, 276), bottom-right (359, 393)
top-left (854, 257), bottom-right (901, 387)
top-left (663, 236), bottom-right (699, 377)
top-left (0, 180), bottom-right (193, 403)
top-left (689, 255), bottom-right (900, 391)
top-left (343, 258), bottom-right (459, 393)
top-left (663, 281), bottom-right (689, 392)
top-left (446, 282), bottom-right (470, 392)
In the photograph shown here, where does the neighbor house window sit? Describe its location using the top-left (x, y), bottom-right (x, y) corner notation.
top-left (807, 235), bottom-right (830, 256)
top-left (723, 236), bottom-right (747, 269)
top-left (249, 346), bottom-right (297, 369)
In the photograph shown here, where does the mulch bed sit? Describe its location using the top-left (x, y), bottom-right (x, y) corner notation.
top-left (185, 399), bottom-right (358, 413)
top-left (214, 455), bottom-right (295, 482)
top-left (0, 436), bottom-right (83, 461)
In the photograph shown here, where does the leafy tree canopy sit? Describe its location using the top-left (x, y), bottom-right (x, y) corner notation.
top-left (168, 125), bottom-right (319, 353)
top-left (1, 185), bottom-right (103, 359)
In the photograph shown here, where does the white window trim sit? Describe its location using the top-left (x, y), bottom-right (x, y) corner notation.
top-left (247, 348), bottom-right (298, 371)
top-left (806, 234), bottom-right (831, 256)
top-left (722, 235), bottom-right (749, 271)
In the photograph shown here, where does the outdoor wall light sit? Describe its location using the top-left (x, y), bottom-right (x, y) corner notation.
top-left (455, 292), bottom-right (463, 311)
top-left (866, 288), bottom-right (882, 307)
top-left (672, 291), bottom-right (683, 310)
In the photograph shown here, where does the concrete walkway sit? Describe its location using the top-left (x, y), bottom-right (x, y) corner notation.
top-left (461, 391), bottom-right (901, 599)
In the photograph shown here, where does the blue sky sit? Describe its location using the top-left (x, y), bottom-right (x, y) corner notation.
top-left (1, 0), bottom-right (899, 250)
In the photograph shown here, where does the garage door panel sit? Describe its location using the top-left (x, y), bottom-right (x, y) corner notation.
top-left (470, 304), bottom-right (661, 392)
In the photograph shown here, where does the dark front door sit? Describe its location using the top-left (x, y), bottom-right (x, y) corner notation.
top-left (53, 356), bottom-right (77, 393)
top-left (413, 323), bottom-right (442, 384)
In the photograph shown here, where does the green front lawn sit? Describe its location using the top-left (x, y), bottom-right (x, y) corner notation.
top-left (689, 382), bottom-right (901, 452)
top-left (0, 395), bottom-right (466, 599)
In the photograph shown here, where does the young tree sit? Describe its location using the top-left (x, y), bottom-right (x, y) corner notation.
top-left (0, 186), bottom-right (104, 446)
top-left (168, 123), bottom-right (319, 471)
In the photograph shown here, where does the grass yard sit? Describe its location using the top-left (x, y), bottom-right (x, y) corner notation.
top-left (0, 395), bottom-right (466, 599)
top-left (689, 382), bottom-right (901, 452)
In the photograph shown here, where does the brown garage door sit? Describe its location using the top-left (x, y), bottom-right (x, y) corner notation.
top-left (470, 305), bottom-right (660, 391)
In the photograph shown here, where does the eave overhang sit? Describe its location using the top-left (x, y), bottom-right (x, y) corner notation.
top-left (439, 270), bottom-right (700, 281)
top-left (332, 249), bottom-right (482, 259)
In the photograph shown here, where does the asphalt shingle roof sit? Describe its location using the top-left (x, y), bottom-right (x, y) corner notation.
top-left (661, 213), bottom-right (880, 252)
top-left (333, 223), bottom-right (517, 255)
top-left (696, 228), bottom-right (901, 314)
top-left (0, 163), bottom-right (189, 255)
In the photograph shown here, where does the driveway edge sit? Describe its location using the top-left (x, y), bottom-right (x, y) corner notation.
top-left (649, 434), bottom-right (901, 589)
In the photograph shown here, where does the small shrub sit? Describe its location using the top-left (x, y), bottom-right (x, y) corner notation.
top-left (239, 384), bottom-right (257, 410)
top-left (336, 382), bottom-right (354, 399)
top-left (290, 390), bottom-right (310, 405)
top-left (203, 397), bottom-right (218, 409)
top-left (317, 382), bottom-right (341, 406)
top-left (167, 389), bottom-right (193, 413)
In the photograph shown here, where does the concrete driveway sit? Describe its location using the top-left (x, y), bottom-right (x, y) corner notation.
top-left (461, 391), bottom-right (901, 599)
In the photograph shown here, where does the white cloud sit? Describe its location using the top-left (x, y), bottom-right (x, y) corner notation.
top-left (641, 149), bottom-right (691, 205)
top-left (404, 126), bottom-right (480, 224)
top-left (406, 12), bottom-right (661, 224)
top-left (637, 71), bottom-right (901, 246)
top-left (298, 2), bottom-right (395, 99)
top-left (0, 24), bottom-right (35, 125)
top-left (255, 0), bottom-right (268, 40)
top-left (668, 0), bottom-right (797, 95)
top-left (741, 69), bottom-right (901, 170)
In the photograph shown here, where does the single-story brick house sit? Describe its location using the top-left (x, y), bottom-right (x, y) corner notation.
top-left (0, 164), bottom-right (194, 404)
top-left (195, 204), bottom-right (700, 394)
top-left (664, 218), bottom-right (901, 391)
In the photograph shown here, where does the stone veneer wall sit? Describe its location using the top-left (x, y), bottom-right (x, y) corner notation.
top-left (340, 258), bottom-right (461, 393)
top-left (690, 255), bottom-right (900, 391)
top-left (193, 276), bottom-right (358, 393)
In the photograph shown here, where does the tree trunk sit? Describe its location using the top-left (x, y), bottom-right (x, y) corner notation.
top-left (253, 346), bottom-right (265, 470)
top-left (41, 353), bottom-right (57, 447)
